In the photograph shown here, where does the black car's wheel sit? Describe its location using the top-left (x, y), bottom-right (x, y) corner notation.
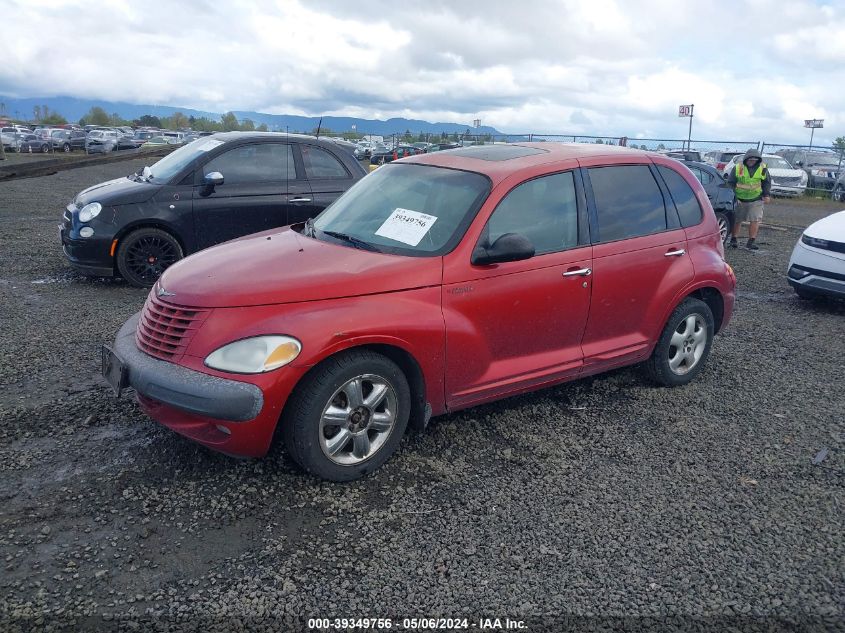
top-left (282, 349), bottom-right (411, 481)
top-left (116, 228), bottom-right (183, 288)
top-left (27, 145), bottom-right (33, 153)
top-left (62, 143), bottom-right (71, 152)
top-left (714, 212), bottom-right (731, 243)
top-left (40, 143), bottom-right (49, 153)
top-left (645, 297), bottom-right (714, 387)
top-left (833, 185), bottom-right (845, 203)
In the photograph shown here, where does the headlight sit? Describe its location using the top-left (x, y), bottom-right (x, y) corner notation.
top-left (205, 336), bottom-right (301, 373)
top-left (800, 171), bottom-right (808, 184)
top-left (79, 202), bottom-right (102, 222)
top-left (802, 234), bottom-right (829, 249)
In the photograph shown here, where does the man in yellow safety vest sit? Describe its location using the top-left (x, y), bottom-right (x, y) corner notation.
top-left (727, 148), bottom-right (771, 250)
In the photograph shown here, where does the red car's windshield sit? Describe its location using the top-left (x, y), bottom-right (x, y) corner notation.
top-left (313, 163), bottom-right (490, 256)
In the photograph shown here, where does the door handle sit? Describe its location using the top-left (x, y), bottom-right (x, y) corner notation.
top-left (665, 249), bottom-right (686, 257)
top-left (289, 197), bottom-right (312, 203)
top-left (562, 267), bottom-right (592, 277)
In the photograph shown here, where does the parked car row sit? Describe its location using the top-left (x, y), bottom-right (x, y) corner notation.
top-left (0, 124), bottom-right (212, 154)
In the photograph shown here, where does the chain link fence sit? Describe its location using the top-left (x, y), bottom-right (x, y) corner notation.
top-left (760, 142), bottom-right (844, 199)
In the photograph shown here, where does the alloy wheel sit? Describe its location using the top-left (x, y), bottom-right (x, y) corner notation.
top-left (124, 235), bottom-right (180, 284)
top-left (667, 314), bottom-right (708, 375)
top-left (318, 374), bottom-right (398, 466)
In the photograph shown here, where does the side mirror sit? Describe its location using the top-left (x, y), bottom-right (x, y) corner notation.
top-left (203, 172), bottom-right (224, 186)
top-left (472, 232), bottom-right (535, 265)
top-left (796, 161), bottom-right (804, 167)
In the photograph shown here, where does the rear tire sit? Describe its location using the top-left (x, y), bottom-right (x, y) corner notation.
top-left (645, 298), bottom-right (714, 387)
top-left (282, 350), bottom-right (410, 481)
top-left (833, 185), bottom-right (845, 203)
top-left (115, 227), bottom-right (183, 287)
top-left (41, 144), bottom-right (49, 153)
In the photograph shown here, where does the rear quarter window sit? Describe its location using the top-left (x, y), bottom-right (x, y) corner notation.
top-left (657, 166), bottom-right (704, 228)
top-left (588, 165), bottom-right (668, 242)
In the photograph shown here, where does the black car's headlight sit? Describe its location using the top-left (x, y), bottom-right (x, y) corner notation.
top-left (79, 202), bottom-right (102, 223)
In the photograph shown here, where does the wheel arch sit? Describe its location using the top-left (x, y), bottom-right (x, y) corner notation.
top-left (274, 342), bottom-right (430, 451)
top-left (686, 286), bottom-right (725, 334)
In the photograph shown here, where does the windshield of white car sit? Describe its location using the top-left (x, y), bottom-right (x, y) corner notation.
top-left (765, 157), bottom-right (794, 169)
top-left (312, 163), bottom-right (491, 257)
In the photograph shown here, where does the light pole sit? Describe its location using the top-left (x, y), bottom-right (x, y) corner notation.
top-left (804, 118), bottom-right (823, 151)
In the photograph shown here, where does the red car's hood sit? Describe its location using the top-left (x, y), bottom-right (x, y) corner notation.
top-left (157, 227), bottom-right (443, 308)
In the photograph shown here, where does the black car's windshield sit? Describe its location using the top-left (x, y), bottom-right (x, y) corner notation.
top-left (313, 163), bottom-right (490, 256)
top-left (148, 137), bottom-right (225, 183)
top-left (806, 153), bottom-right (842, 166)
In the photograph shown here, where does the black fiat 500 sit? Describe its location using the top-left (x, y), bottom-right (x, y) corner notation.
top-left (60, 132), bottom-right (367, 286)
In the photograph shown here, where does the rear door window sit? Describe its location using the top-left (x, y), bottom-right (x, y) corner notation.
top-left (657, 166), bottom-right (704, 228)
top-left (587, 165), bottom-right (668, 242)
top-left (300, 145), bottom-right (349, 179)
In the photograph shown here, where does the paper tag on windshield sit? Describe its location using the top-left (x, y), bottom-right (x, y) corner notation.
top-left (196, 139), bottom-right (224, 152)
top-left (375, 208), bottom-right (438, 246)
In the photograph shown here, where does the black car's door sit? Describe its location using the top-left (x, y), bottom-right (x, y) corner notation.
top-left (291, 143), bottom-right (357, 224)
top-left (192, 141), bottom-right (307, 250)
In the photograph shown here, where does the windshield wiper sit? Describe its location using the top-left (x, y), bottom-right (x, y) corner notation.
top-left (320, 230), bottom-right (381, 252)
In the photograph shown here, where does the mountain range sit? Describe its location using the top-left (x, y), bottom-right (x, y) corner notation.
top-left (0, 96), bottom-right (503, 137)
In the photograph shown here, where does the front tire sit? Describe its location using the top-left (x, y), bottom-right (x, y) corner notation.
top-left (833, 185), bottom-right (845, 203)
top-left (645, 298), bottom-right (714, 387)
top-left (62, 143), bottom-right (71, 153)
top-left (41, 143), bottom-right (49, 153)
top-left (282, 350), bottom-right (411, 481)
top-left (115, 227), bottom-right (183, 287)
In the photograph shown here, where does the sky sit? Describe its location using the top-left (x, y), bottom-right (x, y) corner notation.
top-left (2, 0), bottom-right (844, 144)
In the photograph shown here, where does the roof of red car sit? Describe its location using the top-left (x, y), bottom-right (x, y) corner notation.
top-left (402, 142), bottom-right (655, 184)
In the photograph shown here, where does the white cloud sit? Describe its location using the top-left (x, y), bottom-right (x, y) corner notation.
top-left (0, 0), bottom-right (843, 143)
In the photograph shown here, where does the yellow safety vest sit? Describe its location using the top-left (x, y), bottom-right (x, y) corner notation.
top-left (735, 162), bottom-right (767, 201)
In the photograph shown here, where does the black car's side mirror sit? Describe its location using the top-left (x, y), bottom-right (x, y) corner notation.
top-left (202, 172), bottom-right (224, 187)
top-left (472, 232), bottom-right (535, 265)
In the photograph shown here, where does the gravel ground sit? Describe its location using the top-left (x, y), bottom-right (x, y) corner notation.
top-left (0, 161), bottom-right (843, 632)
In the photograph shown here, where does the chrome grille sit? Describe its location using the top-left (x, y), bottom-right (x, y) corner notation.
top-left (135, 293), bottom-right (209, 362)
top-left (772, 176), bottom-right (802, 186)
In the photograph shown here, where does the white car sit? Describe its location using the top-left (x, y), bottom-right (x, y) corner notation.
top-left (722, 153), bottom-right (807, 197)
top-left (787, 210), bottom-right (845, 300)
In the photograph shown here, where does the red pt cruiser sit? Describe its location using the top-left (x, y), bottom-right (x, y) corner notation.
top-left (103, 143), bottom-right (736, 481)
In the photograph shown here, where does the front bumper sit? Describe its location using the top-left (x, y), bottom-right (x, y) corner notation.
top-left (770, 185), bottom-right (805, 197)
top-left (787, 240), bottom-right (845, 299)
top-left (60, 209), bottom-right (116, 277)
top-left (107, 313), bottom-right (305, 457)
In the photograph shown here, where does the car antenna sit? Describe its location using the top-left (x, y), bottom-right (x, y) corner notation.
top-left (315, 117), bottom-right (322, 139)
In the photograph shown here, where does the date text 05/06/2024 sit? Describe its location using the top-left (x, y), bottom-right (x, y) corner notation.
top-left (307, 617), bottom-right (527, 630)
